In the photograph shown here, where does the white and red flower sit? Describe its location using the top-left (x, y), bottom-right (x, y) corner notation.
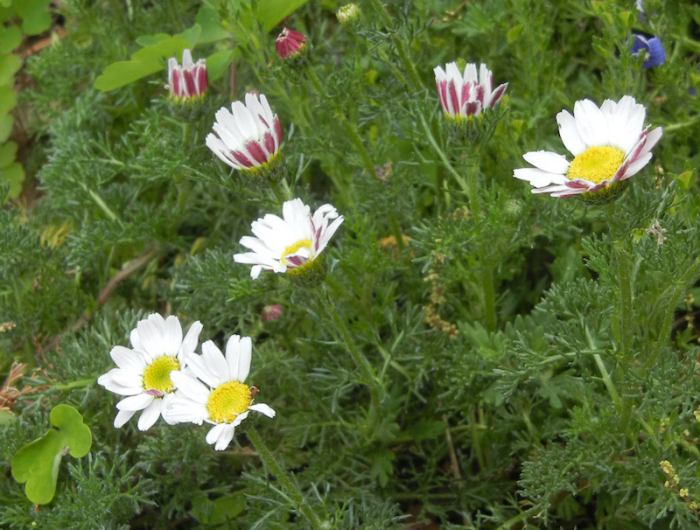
top-left (513, 96), bottom-right (663, 198)
top-left (276, 28), bottom-right (307, 61)
top-left (206, 93), bottom-right (283, 172)
top-left (233, 198), bottom-right (344, 280)
top-left (167, 49), bottom-right (208, 101)
top-left (434, 62), bottom-right (507, 119)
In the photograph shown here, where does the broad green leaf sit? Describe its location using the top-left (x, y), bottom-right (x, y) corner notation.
top-left (0, 0), bottom-right (11, 8)
top-left (93, 37), bottom-right (189, 92)
top-left (135, 33), bottom-right (171, 47)
top-left (16, 0), bottom-right (52, 36)
top-left (0, 140), bottom-right (18, 167)
top-left (407, 420), bottom-right (446, 441)
top-left (0, 86), bottom-right (17, 115)
top-left (177, 24), bottom-right (202, 48)
top-left (196, 5), bottom-right (230, 44)
top-left (0, 113), bottom-right (13, 143)
top-left (3, 163), bottom-right (22, 198)
top-left (0, 26), bottom-right (22, 54)
top-left (0, 54), bottom-right (22, 86)
top-left (206, 49), bottom-right (235, 82)
top-left (257, 0), bottom-right (310, 32)
top-left (11, 404), bottom-right (92, 504)
top-left (191, 492), bottom-right (246, 523)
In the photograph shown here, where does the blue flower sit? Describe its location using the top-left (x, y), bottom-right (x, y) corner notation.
top-left (631, 34), bottom-right (665, 69)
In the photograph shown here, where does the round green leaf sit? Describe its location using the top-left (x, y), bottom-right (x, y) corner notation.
top-left (11, 404), bottom-right (92, 504)
top-left (0, 140), bottom-right (18, 168)
top-left (0, 54), bottom-right (22, 87)
top-left (0, 86), bottom-right (18, 115)
top-left (0, 113), bottom-right (13, 143)
top-left (16, 0), bottom-right (52, 36)
top-left (257, 0), bottom-right (310, 32)
top-left (0, 26), bottom-right (22, 54)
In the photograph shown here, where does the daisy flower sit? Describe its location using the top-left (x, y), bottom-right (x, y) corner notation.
top-left (205, 93), bottom-right (283, 173)
top-left (513, 95), bottom-right (662, 199)
top-left (166, 49), bottom-right (208, 101)
top-left (98, 314), bottom-right (203, 431)
top-left (233, 198), bottom-right (344, 281)
top-left (434, 62), bottom-right (507, 120)
top-left (165, 335), bottom-right (275, 451)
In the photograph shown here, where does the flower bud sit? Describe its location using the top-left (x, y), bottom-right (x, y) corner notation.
top-left (167, 49), bottom-right (208, 102)
top-left (262, 304), bottom-right (283, 322)
top-left (276, 28), bottom-right (308, 63)
top-left (337, 4), bottom-right (363, 30)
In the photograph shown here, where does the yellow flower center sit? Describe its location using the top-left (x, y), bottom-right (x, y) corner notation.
top-left (566, 146), bottom-right (625, 185)
top-left (281, 239), bottom-right (313, 265)
top-left (206, 381), bottom-right (252, 423)
top-left (142, 356), bottom-right (179, 393)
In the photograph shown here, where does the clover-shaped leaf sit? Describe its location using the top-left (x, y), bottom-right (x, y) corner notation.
top-left (11, 404), bottom-right (92, 504)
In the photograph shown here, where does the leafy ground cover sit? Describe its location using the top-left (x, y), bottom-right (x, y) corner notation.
top-left (2, 0), bottom-right (700, 528)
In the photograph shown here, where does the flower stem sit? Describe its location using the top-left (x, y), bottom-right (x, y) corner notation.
top-left (366, 0), bottom-right (424, 92)
top-left (604, 204), bottom-right (635, 434)
top-left (304, 64), bottom-right (378, 179)
top-left (246, 427), bottom-right (328, 530)
top-left (481, 266), bottom-right (497, 332)
top-left (319, 284), bottom-right (381, 435)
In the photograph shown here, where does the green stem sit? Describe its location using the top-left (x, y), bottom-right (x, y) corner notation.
top-left (53, 377), bottom-right (96, 391)
top-left (469, 406), bottom-right (485, 471)
top-left (605, 205), bottom-right (634, 364)
top-left (319, 284), bottom-right (381, 435)
top-left (246, 428), bottom-right (328, 530)
top-left (366, 0), bottom-right (424, 91)
top-left (593, 354), bottom-right (621, 409)
top-left (417, 112), bottom-right (469, 196)
top-left (481, 267), bottom-right (497, 332)
top-left (389, 213), bottom-right (405, 254)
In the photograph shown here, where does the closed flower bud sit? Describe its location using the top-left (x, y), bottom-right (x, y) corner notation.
top-left (262, 304), bottom-right (283, 321)
top-left (167, 49), bottom-right (208, 102)
top-left (337, 4), bottom-right (363, 30)
top-left (276, 28), bottom-right (308, 63)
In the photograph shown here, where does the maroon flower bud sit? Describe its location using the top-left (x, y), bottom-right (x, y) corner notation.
top-left (262, 304), bottom-right (282, 321)
top-left (167, 49), bottom-right (208, 102)
top-left (276, 28), bottom-right (307, 61)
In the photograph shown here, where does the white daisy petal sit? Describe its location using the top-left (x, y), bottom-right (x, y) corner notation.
top-left (110, 345), bottom-right (147, 371)
top-left (116, 393), bottom-right (155, 412)
top-left (206, 422), bottom-right (228, 445)
top-left (179, 321), bottom-right (203, 359)
top-left (202, 341), bottom-right (230, 384)
top-left (249, 403), bottom-right (276, 418)
top-left (574, 99), bottom-right (608, 147)
top-left (214, 424), bottom-right (236, 450)
top-left (163, 316), bottom-right (183, 356)
top-left (171, 371), bottom-right (211, 403)
top-left (137, 399), bottom-right (162, 431)
top-left (556, 110), bottom-right (586, 156)
top-left (114, 409), bottom-right (136, 429)
top-left (522, 151), bottom-right (570, 174)
top-left (231, 410), bottom-right (250, 427)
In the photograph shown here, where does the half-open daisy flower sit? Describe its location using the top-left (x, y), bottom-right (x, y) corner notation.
top-left (165, 335), bottom-right (275, 451)
top-left (434, 62), bottom-right (507, 119)
top-left (98, 314), bottom-right (203, 431)
top-left (513, 96), bottom-right (662, 199)
top-left (205, 93), bottom-right (283, 174)
top-left (166, 49), bottom-right (208, 101)
top-left (233, 198), bottom-right (344, 282)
